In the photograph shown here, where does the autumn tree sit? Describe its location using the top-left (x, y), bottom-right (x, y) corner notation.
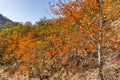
top-left (48, 0), bottom-right (120, 79)
top-left (0, 36), bottom-right (8, 64)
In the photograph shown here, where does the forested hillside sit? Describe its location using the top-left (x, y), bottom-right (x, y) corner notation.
top-left (0, 14), bottom-right (12, 24)
top-left (0, 0), bottom-right (120, 80)
top-left (0, 14), bottom-right (18, 31)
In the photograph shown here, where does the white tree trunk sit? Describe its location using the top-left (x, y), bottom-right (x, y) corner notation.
top-left (98, 0), bottom-right (103, 80)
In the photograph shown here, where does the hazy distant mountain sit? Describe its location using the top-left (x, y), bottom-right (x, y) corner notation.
top-left (0, 14), bottom-right (18, 31)
top-left (0, 14), bottom-right (13, 24)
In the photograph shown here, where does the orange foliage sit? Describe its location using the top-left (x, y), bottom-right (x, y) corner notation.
top-left (1, 0), bottom-right (119, 73)
top-left (62, 59), bottom-right (68, 65)
top-left (47, 0), bottom-right (120, 59)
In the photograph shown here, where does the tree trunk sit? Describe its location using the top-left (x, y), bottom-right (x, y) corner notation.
top-left (98, 0), bottom-right (103, 80)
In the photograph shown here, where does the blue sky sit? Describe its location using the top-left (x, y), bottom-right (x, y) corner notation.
top-left (0, 0), bottom-right (57, 24)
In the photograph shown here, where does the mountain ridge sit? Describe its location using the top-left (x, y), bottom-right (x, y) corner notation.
top-left (0, 14), bottom-right (13, 24)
